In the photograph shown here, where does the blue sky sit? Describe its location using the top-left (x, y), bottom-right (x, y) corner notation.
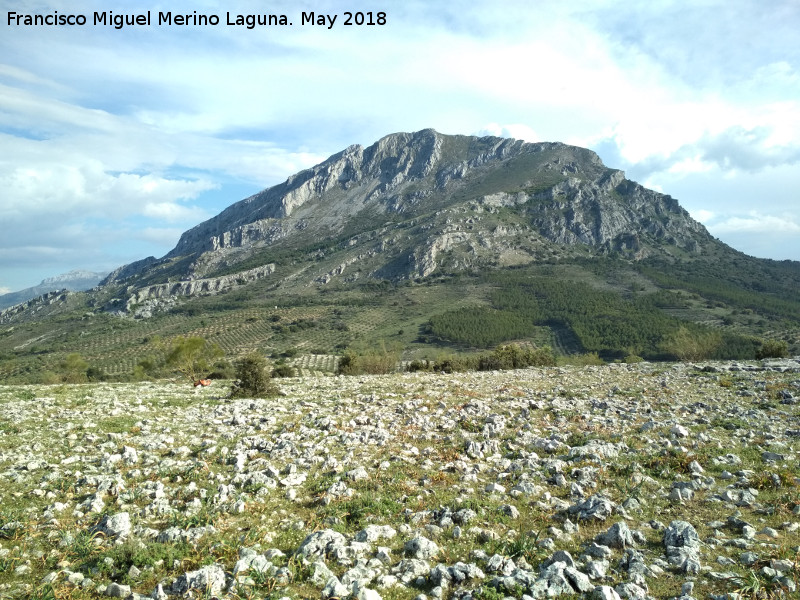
top-left (1, 0), bottom-right (799, 292)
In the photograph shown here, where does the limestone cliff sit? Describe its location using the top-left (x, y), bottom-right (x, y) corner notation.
top-left (103, 129), bottom-right (714, 298)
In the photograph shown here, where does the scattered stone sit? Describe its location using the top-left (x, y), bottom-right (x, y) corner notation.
top-left (3, 365), bottom-right (800, 599)
top-left (105, 582), bottom-right (131, 598)
top-left (97, 512), bottom-right (131, 539)
top-left (595, 521), bottom-right (636, 549)
top-left (405, 536), bottom-right (439, 560)
top-left (663, 521), bottom-right (701, 574)
top-left (568, 494), bottom-right (616, 521)
top-left (297, 529), bottom-right (349, 561)
top-left (171, 564), bottom-right (227, 596)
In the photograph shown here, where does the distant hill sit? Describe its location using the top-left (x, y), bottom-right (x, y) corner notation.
top-left (0, 130), bottom-right (797, 382)
top-left (0, 269), bottom-right (107, 310)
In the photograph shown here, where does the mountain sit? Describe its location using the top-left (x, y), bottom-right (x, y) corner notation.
top-left (0, 269), bottom-right (107, 310)
top-left (104, 129), bottom-right (711, 293)
top-left (1, 130), bottom-right (798, 382)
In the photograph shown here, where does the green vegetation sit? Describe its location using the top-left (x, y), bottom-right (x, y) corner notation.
top-left (757, 339), bottom-right (790, 359)
top-left (405, 343), bottom-right (555, 374)
top-left (230, 352), bottom-right (280, 398)
top-left (0, 252), bottom-right (797, 383)
top-left (428, 306), bottom-right (536, 347)
top-left (59, 352), bottom-right (90, 383)
top-left (164, 336), bottom-right (223, 382)
top-left (337, 342), bottom-right (401, 375)
top-left (425, 269), bottom-right (765, 361)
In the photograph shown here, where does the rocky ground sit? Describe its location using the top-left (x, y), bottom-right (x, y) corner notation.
top-left (1, 359), bottom-right (800, 600)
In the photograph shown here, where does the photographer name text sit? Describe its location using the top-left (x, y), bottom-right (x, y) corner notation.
top-left (6, 10), bottom-right (387, 30)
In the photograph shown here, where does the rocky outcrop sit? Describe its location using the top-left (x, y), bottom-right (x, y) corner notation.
top-left (165, 130), bottom-right (705, 260)
top-left (123, 263), bottom-right (275, 315)
top-left (528, 172), bottom-right (706, 254)
top-left (0, 289), bottom-right (71, 324)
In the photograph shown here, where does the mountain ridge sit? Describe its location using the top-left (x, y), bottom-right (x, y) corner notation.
top-left (0, 269), bottom-right (107, 311)
top-left (105, 129), bottom-right (713, 293)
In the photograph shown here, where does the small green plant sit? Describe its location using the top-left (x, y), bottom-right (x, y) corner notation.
top-left (64, 529), bottom-right (103, 561)
top-left (17, 389), bottom-right (35, 401)
top-left (733, 569), bottom-right (787, 599)
top-left (0, 508), bottom-right (27, 540)
top-left (26, 584), bottom-right (57, 600)
top-left (476, 584), bottom-right (508, 600)
top-left (490, 531), bottom-right (543, 563)
top-left (231, 353), bottom-right (280, 398)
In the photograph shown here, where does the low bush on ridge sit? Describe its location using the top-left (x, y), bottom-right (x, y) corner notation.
top-left (405, 343), bottom-right (556, 375)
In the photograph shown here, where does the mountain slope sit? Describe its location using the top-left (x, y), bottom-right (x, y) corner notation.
top-left (1, 130), bottom-right (798, 382)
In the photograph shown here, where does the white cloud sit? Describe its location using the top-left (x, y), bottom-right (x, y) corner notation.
top-left (476, 123), bottom-right (539, 142)
top-left (0, 286), bottom-right (11, 295)
top-left (692, 209), bottom-right (715, 224)
top-left (711, 212), bottom-right (800, 234)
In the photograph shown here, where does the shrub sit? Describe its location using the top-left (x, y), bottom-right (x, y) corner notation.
top-left (623, 354), bottom-right (645, 363)
top-left (418, 344), bottom-right (554, 374)
top-left (164, 336), bottom-right (223, 382)
top-left (756, 339), bottom-right (789, 359)
top-left (208, 358), bottom-right (235, 380)
top-left (231, 353), bottom-right (279, 398)
top-left (272, 363), bottom-right (297, 378)
top-left (337, 343), bottom-right (400, 375)
top-left (60, 353), bottom-right (89, 383)
top-left (660, 325), bottom-right (721, 361)
top-left (478, 344), bottom-right (556, 371)
top-left (432, 354), bottom-right (478, 373)
top-left (407, 359), bottom-right (433, 372)
top-left (86, 366), bottom-right (107, 381)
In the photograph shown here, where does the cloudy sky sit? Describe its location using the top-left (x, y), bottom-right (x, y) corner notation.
top-left (1, 0), bottom-right (799, 293)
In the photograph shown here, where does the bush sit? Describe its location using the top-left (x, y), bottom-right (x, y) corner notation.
top-left (164, 336), bottom-right (223, 382)
top-left (86, 366), bottom-right (107, 381)
top-left (60, 353), bottom-right (89, 383)
top-left (338, 350), bottom-right (398, 375)
top-left (477, 344), bottom-right (555, 371)
top-left (756, 339), bottom-right (789, 359)
top-left (413, 344), bottom-right (554, 374)
top-left (230, 353), bottom-right (279, 398)
top-left (660, 325), bottom-right (721, 361)
top-left (407, 359), bottom-right (433, 373)
top-left (272, 363), bottom-right (297, 378)
top-left (432, 354), bottom-right (479, 373)
top-left (337, 343), bottom-right (400, 375)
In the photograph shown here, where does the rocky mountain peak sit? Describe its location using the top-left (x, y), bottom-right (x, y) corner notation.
top-left (104, 129), bottom-right (712, 292)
